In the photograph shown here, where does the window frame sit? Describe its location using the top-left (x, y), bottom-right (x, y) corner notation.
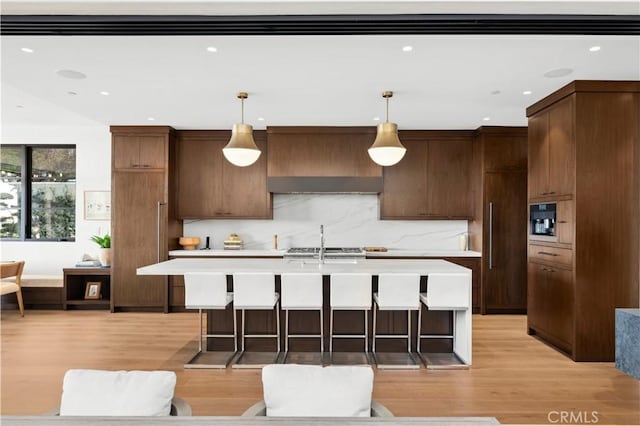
top-left (0, 144), bottom-right (77, 242)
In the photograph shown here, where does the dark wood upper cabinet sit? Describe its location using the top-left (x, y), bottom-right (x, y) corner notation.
top-left (381, 131), bottom-right (473, 220)
top-left (528, 96), bottom-right (575, 199)
top-left (379, 138), bottom-right (428, 218)
top-left (113, 133), bottom-right (166, 170)
top-left (176, 130), bottom-right (271, 219)
top-left (267, 126), bottom-right (381, 177)
top-left (426, 137), bottom-right (473, 218)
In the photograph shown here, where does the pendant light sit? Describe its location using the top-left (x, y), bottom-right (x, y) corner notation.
top-left (368, 91), bottom-right (406, 166)
top-left (223, 92), bottom-right (261, 167)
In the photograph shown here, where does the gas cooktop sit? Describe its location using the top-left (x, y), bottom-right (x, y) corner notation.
top-left (285, 247), bottom-right (365, 256)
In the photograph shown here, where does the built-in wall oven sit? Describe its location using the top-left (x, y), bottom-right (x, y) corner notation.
top-left (529, 202), bottom-right (557, 241)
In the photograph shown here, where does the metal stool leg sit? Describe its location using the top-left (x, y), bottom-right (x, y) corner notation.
top-left (417, 303), bottom-right (422, 354)
top-left (364, 310), bottom-right (368, 354)
top-left (372, 303), bottom-right (377, 353)
top-left (329, 308), bottom-right (334, 357)
top-left (407, 309), bottom-right (411, 354)
top-left (320, 309), bottom-right (324, 356)
top-left (284, 309), bottom-right (289, 362)
top-left (276, 300), bottom-right (281, 355)
top-left (198, 308), bottom-right (203, 352)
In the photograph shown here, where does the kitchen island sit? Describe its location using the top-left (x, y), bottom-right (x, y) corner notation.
top-left (138, 258), bottom-right (472, 366)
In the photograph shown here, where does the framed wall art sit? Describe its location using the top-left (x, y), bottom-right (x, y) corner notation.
top-left (84, 191), bottom-right (111, 221)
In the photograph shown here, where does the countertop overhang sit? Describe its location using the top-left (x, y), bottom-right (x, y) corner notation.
top-left (169, 249), bottom-right (481, 258)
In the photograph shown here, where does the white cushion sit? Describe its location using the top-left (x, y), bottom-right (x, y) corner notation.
top-left (424, 273), bottom-right (470, 310)
top-left (262, 364), bottom-right (373, 417)
top-left (0, 282), bottom-right (20, 296)
top-left (60, 369), bottom-right (176, 416)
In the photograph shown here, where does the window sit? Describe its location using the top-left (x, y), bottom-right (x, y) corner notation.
top-left (0, 145), bottom-right (76, 241)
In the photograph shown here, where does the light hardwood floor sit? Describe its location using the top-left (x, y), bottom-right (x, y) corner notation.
top-left (1, 311), bottom-right (638, 424)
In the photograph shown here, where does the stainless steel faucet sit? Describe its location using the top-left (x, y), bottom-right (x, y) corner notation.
top-left (319, 224), bottom-right (325, 264)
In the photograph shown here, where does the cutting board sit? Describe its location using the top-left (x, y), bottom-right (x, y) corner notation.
top-left (364, 247), bottom-right (388, 252)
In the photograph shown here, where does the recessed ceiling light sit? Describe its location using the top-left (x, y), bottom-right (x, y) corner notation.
top-left (490, 90), bottom-right (501, 95)
top-left (589, 46), bottom-right (601, 52)
top-left (402, 46), bottom-right (413, 52)
top-left (257, 117), bottom-right (265, 121)
top-left (56, 69), bottom-right (87, 80)
top-left (483, 117), bottom-right (491, 121)
top-left (100, 91), bottom-right (110, 96)
top-left (544, 68), bottom-right (573, 78)
top-left (16, 105), bottom-right (24, 108)
top-left (523, 90), bottom-right (532, 95)
top-left (373, 117), bottom-right (380, 121)
top-left (21, 47), bottom-right (34, 53)
top-left (206, 46), bottom-right (218, 53)
top-left (67, 91), bottom-right (77, 96)
top-left (147, 117), bottom-right (155, 121)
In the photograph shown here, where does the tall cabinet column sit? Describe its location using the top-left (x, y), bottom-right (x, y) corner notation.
top-left (110, 126), bottom-right (180, 312)
top-left (526, 81), bottom-right (640, 361)
top-left (469, 127), bottom-right (528, 314)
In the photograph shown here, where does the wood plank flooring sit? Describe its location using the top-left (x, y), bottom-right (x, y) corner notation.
top-left (1, 311), bottom-right (638, 425)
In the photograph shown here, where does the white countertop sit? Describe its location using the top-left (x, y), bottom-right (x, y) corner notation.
top-left (366, 250), bottom-right (481, 258)
top-left (169, 249), bottom-right (286, 257)
top-left (138, 258), bottom-right (472, 276)
top-left (169, 249), bottom-right (481, 258)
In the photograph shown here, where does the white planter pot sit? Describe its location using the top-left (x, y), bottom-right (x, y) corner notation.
top-left (98, 248), bottom-right (111, 267)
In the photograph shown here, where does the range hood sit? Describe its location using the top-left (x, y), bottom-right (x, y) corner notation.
top-left (267, 176), bottom-right (383, 193)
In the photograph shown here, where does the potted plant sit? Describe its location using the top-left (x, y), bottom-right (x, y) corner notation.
top-left (90, 234), bottom-right (111, 267)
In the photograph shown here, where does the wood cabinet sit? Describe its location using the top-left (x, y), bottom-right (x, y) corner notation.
top-left (176, 130), bottom-right (272, 219)
top-left (110, 126), bottom-right (181, 311)
top-left (528, 96), bottom-right (575, 199)
top-left (63, 268), bottom-right (111, 310)
top-left (526, 81), bottom-right (640, 361)
top-left (469, 127), bottom-right (528, 314)
top-left (380, 131), bottom-right (473, 219)
top-left (267, 127), bottom-right (380, 177)
top-left (113, 133), bottom-right (166, 170)
top-left (527, 261), bottom-right (574, 352)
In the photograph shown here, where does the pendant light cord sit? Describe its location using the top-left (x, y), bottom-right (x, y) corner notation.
top-left (241, 97), bottom-right (245, 124)
top-left (385, 96), bottom-right (389, 123)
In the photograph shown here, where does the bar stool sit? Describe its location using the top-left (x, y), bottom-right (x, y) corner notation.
top-left (183, 272), bottom-right (236, 369)
top-left (232, 272), bottom-right (280, 368)
top-left (329, 273), bottom-right (372, 364)
top-left (417, 272), bottom-right (470, 369)
top-left (280, 273), bottom-right (324, 364)
top-left (372, 273), bottom-right (421, 369)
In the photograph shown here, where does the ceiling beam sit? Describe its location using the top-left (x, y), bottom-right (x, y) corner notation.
top-left (2, 14), bottom-right (639, 36)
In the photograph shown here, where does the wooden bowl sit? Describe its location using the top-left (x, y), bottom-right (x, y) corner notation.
top-left (179, 237), bottom-right (200, 250)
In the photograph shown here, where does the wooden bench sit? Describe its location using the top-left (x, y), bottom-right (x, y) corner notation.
top-left (1, 274), bottom-right (64, 310)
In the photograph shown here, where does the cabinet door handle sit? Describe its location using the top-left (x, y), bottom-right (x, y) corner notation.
top-left (540, 191), bottom-right (548, 195)
top-left (557, 220), bottom-right (567, 224)
top-left (538, 251), bottom-right (559, 257)
top-left (547, 191), bottom-right (556, 195)
top-left (488, 202), bottom-right (494, 270)
top-left (157, 202), bottom-right (166, 263)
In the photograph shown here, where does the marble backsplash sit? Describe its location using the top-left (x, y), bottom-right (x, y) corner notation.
top-left (183, 194), bottom-right (468, 250)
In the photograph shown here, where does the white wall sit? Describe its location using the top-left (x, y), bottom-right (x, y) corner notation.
top-left (1, 109), bottom-right (112, 275)
top-left (184, 194), bottom-right (468, 250)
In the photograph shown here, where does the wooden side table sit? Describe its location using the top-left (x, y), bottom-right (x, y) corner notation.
top-left (63, 268), bottom-right (111, 310)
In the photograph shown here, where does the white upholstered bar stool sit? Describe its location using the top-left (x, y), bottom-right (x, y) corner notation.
top-left (232, 272), bottom-right (280, 368)
top-left (280, 273), bottom-right (324, 364)
top-left (329, 273), bottom-right (372, 364)
top-left (417, 272), bottom-right (470, 369)
top-left (183, 272), bottom-right (236, 369)
top-left (372, 273), bottom-right (421, 369)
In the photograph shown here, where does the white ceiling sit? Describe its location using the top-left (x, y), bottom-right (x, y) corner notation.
top-left (3, 34), bottom-right (638, 130)
top-left (2, 0), bottom-right (639, 15)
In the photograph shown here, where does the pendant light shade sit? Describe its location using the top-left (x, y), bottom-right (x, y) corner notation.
top-left (223, 92), bottom-right (261, 167)
top-left (368, 91), bottom-right (406, 167)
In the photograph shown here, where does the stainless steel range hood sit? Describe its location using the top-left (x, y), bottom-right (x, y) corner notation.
top-left (267, 176), bottom-right (383, 193)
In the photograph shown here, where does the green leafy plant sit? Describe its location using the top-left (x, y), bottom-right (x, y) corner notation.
top-left (90, 234), bottom-right (111, 248)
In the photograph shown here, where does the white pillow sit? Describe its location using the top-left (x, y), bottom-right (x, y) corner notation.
top-left (262, 364), bottom-right (373, 417)
top-left (60, 369), bottom-right (176, 416)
